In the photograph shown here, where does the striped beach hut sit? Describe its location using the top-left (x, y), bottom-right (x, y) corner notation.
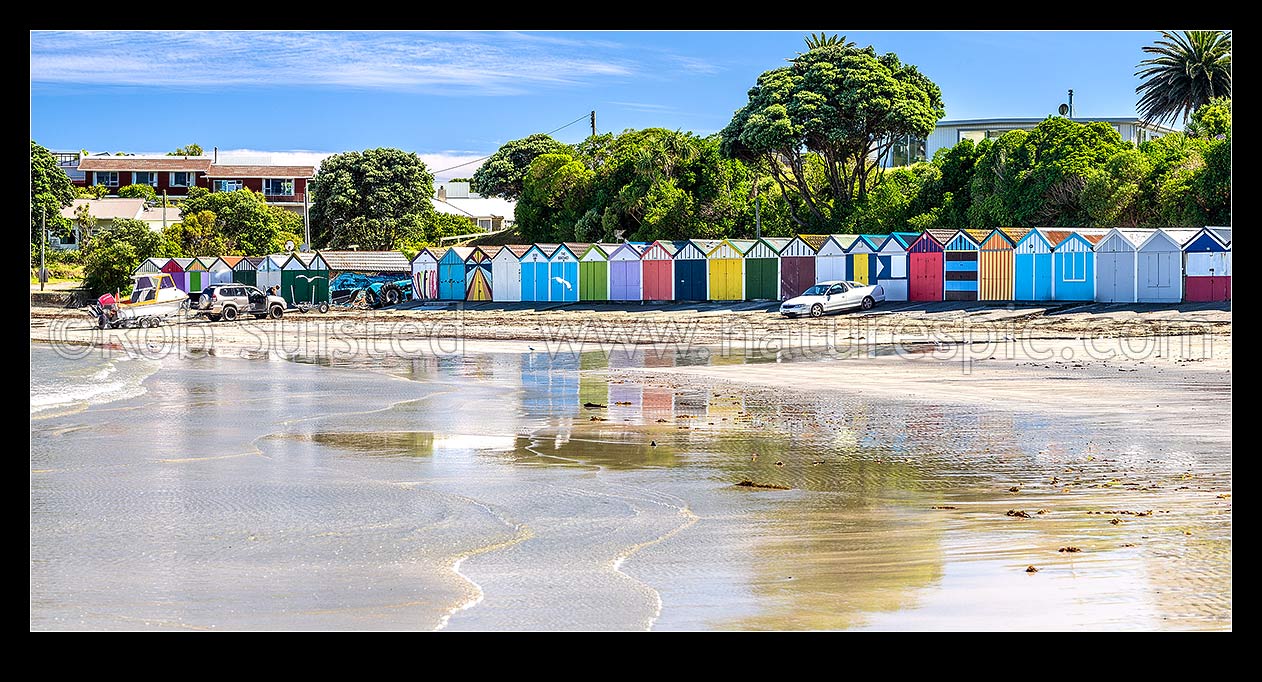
top-left (942, 230), bottom-right (981, 301)
top-left (1052, 230), bottom-right (1107, 301)
top-left (907, 231), bottom-right (947, 302)
top-left (133, 257), bottom-right (169, 277)
top-left (976, 229), bottom-right (1020, 301)
top-left (1013, 230), bottom-right (1054, 301)
top-left (1138, 229), bottom-right (1198, 303)
top-left (255, 254), bottom-right (287, 294)
top-left (281, 252), bottom-right (330, 306)
top-left (845, 235), bottom-right (883, 285)
top-left (779, 235), bottom-right (823, 300)
top-left (438, 247), bottom-right (472, 300)
top-left (519, 244), bottom-right (554, 302)
top-left (410, 247), bottom-right (442, 301)
top-left (233, 257), bottom-right (259, 287)
top-left (640, 240), bottom-right (678, 301)
top-left (492, 245), bottom-right (528, 302)
top-left (816, 235), bottom-right (858, 283)
top-left (707, 239), bottom-right (750, 301)
top-left (1094, 229), bottom-right (1147, 303)
top-left (1183, 227), bottom-right (1231, 301)
top-left (207, 256), bottom-right (238, 285)
top-left (465, 247), bottom-right (494, 301)
top-left (744, 238), bottom-right (782, 300)
top-left (184, 257), bottom-right (211, 293)
top-left (873, 233), bottom-right (911, 302)
top-left (578, 244), bottom-right (611, 301)
top-left (607, 242), bottom-right (644, 301)
top-left (549, 243), bottom-right (582, 302)
top-left (675, 240), bottom-right (713, 300)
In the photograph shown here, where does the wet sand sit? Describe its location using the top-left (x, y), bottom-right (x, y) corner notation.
top-left (30, 304), bottom-right (1231, 630)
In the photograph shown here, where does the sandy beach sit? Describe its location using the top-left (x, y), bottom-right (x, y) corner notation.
top-left (30, 301), bottom-right (1231, 630)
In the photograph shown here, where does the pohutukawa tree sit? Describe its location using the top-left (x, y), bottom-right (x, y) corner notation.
top-left (721, 38), bottom-right (944, 228)
top-left (1135, 30), bottom-right (1231, 126)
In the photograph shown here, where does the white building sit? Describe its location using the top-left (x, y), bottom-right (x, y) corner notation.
top-left (431, 181), bottom-right (515, 232)
top-left (881, 117), bottom-right (1180, 168)
top-left (58, 198), bottom-right (182, 249)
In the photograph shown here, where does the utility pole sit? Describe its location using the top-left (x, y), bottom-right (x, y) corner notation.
top-left (39, 210), bottom-right (46, 291)
top-left (590, 110), bottom-right (596, 138)
top-left (162, 190), bottom-right (168, 231)
top-left (1068, 89), bottom-right (1074, 119)
top-left (303, 190), bottom-right (311, 250)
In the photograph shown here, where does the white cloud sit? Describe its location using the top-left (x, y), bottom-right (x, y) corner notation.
top-left (30, 31), bottom-right (636, 95)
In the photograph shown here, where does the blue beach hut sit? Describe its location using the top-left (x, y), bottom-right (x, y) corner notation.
top-left (1013, 229), bottom-right (1055, 301)
top-left (519, 244), bottom-right (554, 302)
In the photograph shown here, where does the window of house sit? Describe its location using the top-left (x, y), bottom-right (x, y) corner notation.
top-left (133, 171), bottom-right (158, 186)
top-left (214, 180), bottom-right (244, 192)
top-left (477, 218), bottom-right (492, 231)
top-left (262, 179), bottom-right (295, 196)
top-left (94, 171), bottom-right (119, 186)
top-left (959, 130), bottom-right (986, 144)
top-left (55, 152), bottom-right (79, 166)
top-left (1136, 129), bottom-right (1148, 145)
top-left (170, 172), bottom-right (194, 187)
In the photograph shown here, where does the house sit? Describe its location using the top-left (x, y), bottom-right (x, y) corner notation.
top-left (78, 156), bottom-right (213, 195)
top-left (432, 182), bottom-right (516, 232)
top-left (880, 117), bottom-right (1179, 169)
top-left (76, 153), bottom-right (314, 216)
top-left (203, 164), bottom-right (314, 216)
top-left (52, 150), bottom-right (85, 185)
top-left (57, 198), bottom-right (181, 249)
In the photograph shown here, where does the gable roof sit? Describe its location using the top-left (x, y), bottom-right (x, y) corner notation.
top-left (60, 198), bottom-right (147, 221)
top-left (318, 250), bottom-right (411, 272)
top-left (759, 237), bottom-right (792, 252)
top-left (78, 157), bottom-right (212, 172)
top-left (205, 164), bottom-right (315, 179)
top-left (998, 227), bottom-right (1031, 243)
top-left (890, 232), bottom-right (920, 248)
top-left (798, 234), bottom-right (830, 251)
top-left (498, 244), bottom-right (534, 258)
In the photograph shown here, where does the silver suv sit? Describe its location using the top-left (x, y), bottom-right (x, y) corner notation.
top-left (196, 284), bottom-right (287, 322)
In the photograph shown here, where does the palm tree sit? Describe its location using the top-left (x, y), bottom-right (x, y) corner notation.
top-left (804, 33), bottom-right (855, 50)
top-left (1135, 30), bottom-right (1231, 126)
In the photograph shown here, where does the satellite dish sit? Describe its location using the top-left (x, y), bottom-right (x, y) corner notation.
top-left (1058, 103), bottom-right (1070, 116)
top-left (284, 239), bottom-right (296, 252)
top-left (300, 242), bottom-right (310, 252)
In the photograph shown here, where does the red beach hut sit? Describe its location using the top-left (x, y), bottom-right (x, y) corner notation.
top-left (907, 231), bottom-right (948, 302)
top-left (641, 240), bottom-right (677, 301)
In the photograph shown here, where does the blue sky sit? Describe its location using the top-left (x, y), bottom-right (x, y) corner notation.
top-left (30, 30), bottom-right (1164, 178)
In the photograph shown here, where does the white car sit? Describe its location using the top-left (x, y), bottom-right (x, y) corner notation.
top-left (779, 280), bottom-right (885, 318)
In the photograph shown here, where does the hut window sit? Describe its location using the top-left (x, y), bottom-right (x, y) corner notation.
top-left (1063, 251), bottom-right (1087, 282)
top-left (889, 255), bottom-right (907, 278)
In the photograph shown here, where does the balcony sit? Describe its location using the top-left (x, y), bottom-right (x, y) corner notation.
top-left (264, 192), bottom-right (305, 204)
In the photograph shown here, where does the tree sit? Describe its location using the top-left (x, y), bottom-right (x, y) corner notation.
top-left (471, 134), bottom-right (569, 200)
top-left (76, 185), bottom-right (109, 199)
top-left (181, 189), bottom-right (301, 255)
top-left (516, 151), bottom-right (595, 242)
top-left (73, 203), bottom-right (97, 246)
top-left (309, 148), bottom-right (436, 250)
top-left (167, 143), bottom-right (205, 156)
top-left (118, 183), bottom-right (157, 201)
top-left (721, 41), bottom-right (944, 228)
top-left (1187, 97), bottom-right (1231, 138)
top-left (1136, 31), bottom-right (1231, 126)
top-left (161, 210), bottom-right (232, 257)
top-left (398, 213), bottom-right (479, 251)
top-left (31, 141), bottom-right (75, 246)
top-left (803, 33), bottom-right (855, 50)
top-left (81, 218), bottom-right (162, 295)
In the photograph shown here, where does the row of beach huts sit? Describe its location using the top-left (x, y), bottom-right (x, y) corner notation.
top-left (133, 226), bottom-right (1231, 307)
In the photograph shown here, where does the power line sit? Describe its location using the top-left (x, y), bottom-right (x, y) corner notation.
top-left (430, 112), bottom-right (592, 175)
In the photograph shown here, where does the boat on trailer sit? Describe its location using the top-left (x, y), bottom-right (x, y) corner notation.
top-left (88, 273), bottom-right (190, 329)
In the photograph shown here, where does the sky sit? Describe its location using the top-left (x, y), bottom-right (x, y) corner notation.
top-left (30, 30), bottom-right (1164, 179)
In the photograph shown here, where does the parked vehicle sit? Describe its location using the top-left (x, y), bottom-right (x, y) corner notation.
top-left (193, 284), bottom-right (288, 322)
top-left (87, 273), bottom-right (189, 329)
top-left (779, 280), bottom-right (885, 318)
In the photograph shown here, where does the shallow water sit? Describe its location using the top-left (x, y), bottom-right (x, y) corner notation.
top-left (30, 343), bottom-right (1231, 630)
